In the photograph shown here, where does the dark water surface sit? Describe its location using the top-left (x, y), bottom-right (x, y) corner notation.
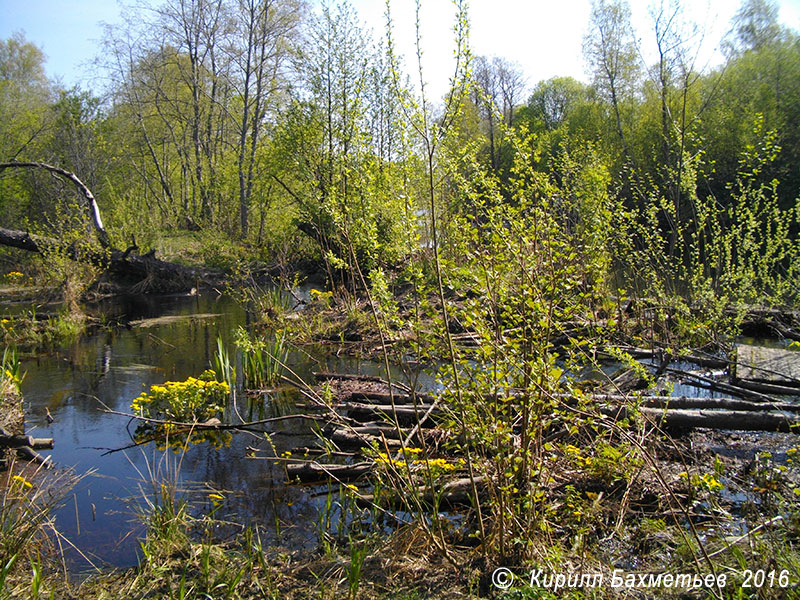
top-left (15, 293), bottom-right (389, 572)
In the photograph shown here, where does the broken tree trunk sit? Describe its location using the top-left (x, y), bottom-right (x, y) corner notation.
top-left (0, 161), bottom-right (109, 248)
top-left (0, 162), bottom-right (215, 292)
top-left (0, 226), bottom-right (209, 293)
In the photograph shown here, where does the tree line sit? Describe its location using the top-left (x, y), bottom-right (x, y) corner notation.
top-left (0, 0), bottom-right (798, 304)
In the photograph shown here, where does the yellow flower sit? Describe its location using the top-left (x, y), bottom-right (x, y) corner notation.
top-left (12, 475), bottom-right (33, 489)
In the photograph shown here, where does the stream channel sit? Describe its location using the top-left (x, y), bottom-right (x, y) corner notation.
top-left (8, 292), bottom-right (797, 576)
top-left (13, 292), bottom-right (408, 574)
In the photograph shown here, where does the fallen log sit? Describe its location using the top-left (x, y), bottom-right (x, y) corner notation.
top-left (285, 461), bottom-right (374, 483)
top-left (0, 434), bottom-right (53, 449)
top-left (602, 406), bottom-right (800, 433)
top-left (15, 446), bottom-right (50, 466)
top-left (587, 393), bottom-right (800, 413)
top-left (325, 425), bottom-right (415, 450)
top-left (733, 380), bottom-right (800, 397)
top-left (345, 391), bottom-right (436, 404)
top-left (0, 161), bottom-right (109, 247)
top-left (0, 226), bottom-right (211, 293)
top-left (356, 475), bottom-right (488, 508)
top-left (0, 163), bottom-right (220, 293)
top-left (665, 367), bottom-right (778, 402)
top-left (339, 403), bottom-right (444, 426)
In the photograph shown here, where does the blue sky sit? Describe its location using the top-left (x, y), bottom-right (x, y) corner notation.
top-left (2, 0), bottom-right (800, 99)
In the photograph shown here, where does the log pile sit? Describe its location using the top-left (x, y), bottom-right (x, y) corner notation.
top-left (0, 391), bottom-right (53, 468)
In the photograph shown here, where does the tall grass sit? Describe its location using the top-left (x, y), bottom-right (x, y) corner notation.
top-left (0, 461), bottom-right (82, 595)
top-left (233, 327), bottom-right (288, 390)
top-left (0, 346), bottom-right (22, 397)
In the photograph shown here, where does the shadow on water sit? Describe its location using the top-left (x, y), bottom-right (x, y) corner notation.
top-left (12, 293), bottom-right (400, 572)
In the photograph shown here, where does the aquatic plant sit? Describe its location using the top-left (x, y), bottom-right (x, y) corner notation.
top-left (233, 327), bottom-right (287, 389)
top-left (0, 345), bottom-right (23, 395)
top-left (131, 370), bottom-right (229, 424)
top-left (130, 371), bottom-right (231, 450)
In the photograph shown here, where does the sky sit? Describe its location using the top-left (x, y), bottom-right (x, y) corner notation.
top-left (1, 0), bottom-right (800, 100)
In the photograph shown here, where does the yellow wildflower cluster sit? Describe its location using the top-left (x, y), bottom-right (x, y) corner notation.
top-left (11, 474), bottom-right (33, 490)
top-left (374, 450), bottom-right (461, 475)
top-left (564, 444), bottom-right (593, 468)
top-left (131, 369), bottom-right (229, 423)
top-left (3, 271), bottom-right (25, 284)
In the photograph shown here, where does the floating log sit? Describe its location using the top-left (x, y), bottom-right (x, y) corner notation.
top-left (339, 403), bottom-right (443, 426)
top-left (357, 476), bottom-right (488, 508)
top-left (285, 461), bottom-right (374, 483)
top-left (607, 406), bottom-right (800, 433)
top-left (734, 345), bottom-right (800, 388)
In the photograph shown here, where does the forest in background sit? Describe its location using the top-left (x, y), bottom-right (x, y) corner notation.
top-left (0, 0), bottom-right (797, 310)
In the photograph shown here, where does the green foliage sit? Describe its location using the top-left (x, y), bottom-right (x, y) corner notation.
top-left (233, 326), bottom-right (287, 389)
top-left (0, 345), bottom-right (22, 396)
top-left (0, 465), bottom-right (80, 596)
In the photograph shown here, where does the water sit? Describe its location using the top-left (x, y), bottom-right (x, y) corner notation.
top-left (13, 293), bottom-right (393, 571)
top-left (14, 291), bottom-right (793, 572)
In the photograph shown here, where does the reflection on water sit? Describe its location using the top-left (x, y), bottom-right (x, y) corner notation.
top-left (13, 293), bottom-right (397, 571)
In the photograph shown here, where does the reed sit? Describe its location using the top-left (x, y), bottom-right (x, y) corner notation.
top-left (234, 327), bottom-right (287, 390)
